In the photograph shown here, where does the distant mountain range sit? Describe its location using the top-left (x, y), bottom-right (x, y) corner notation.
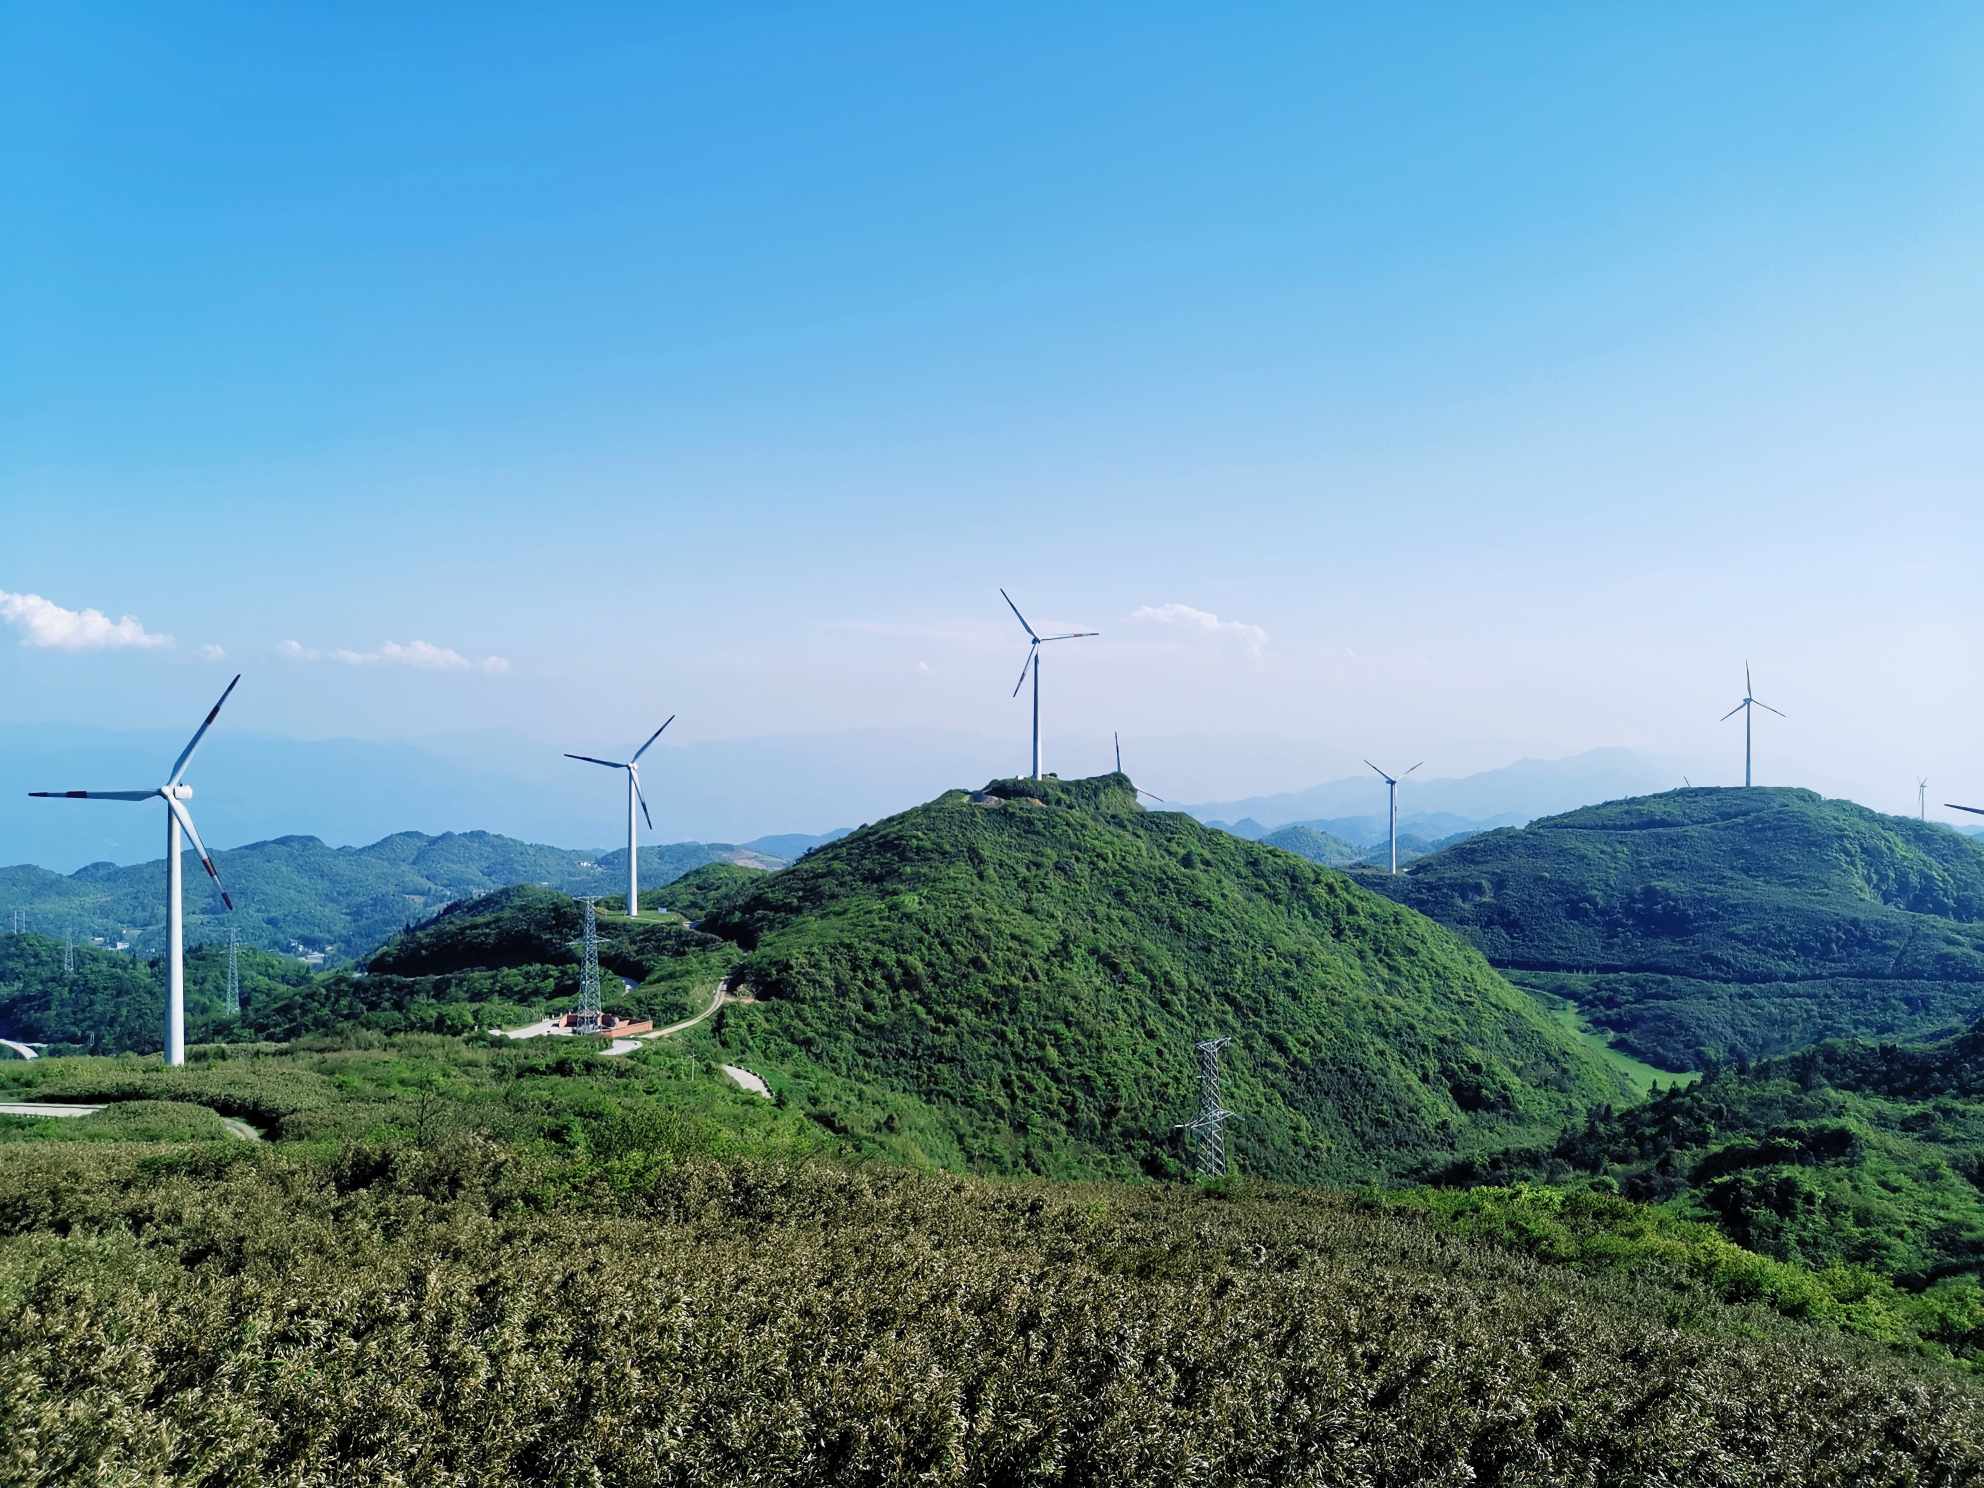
top-left (1184, 748), bottom-right (1680, 835)
top-left (0, 830), bottom-right (801, 964)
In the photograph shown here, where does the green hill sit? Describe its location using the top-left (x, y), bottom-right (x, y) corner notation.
top-left (1446, 1020), bottom-right (1984, 1302)
top-left (0, 830), bottom-right (783, 966)
top-left (1257, 822), bottom-right (1362, 865)
top-left (684, 773), bottom-right (1629, 1184)
top-left (1370, 787), bottom-right (1984, 1069)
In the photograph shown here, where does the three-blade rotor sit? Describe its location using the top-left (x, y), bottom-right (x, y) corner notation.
top-left (1000, 588), bottom-right (1098, 697)
top-left (27, 674), bottom-right (241, 911)
top-left (1364, 760), bottom-right (1422, 787)
top-left (565, 716), bottom-right (674, 832)
top-left (1722, 661), bottom-right (1785, 722)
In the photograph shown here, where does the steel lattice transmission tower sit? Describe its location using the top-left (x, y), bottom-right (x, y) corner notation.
top-left (62, 925), bottom-right (74, 975)
top-left (225, 927), bottom-right (241, 1016)
top-left (9, 909), bottom-right (24, 936)
top-left (1177, 1035), bottom-right (1236, 1178)
top-left (574, 898), bottom-right (604, 1033)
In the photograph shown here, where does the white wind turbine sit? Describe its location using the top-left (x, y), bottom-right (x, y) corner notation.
top-left (30, 675), bottom-right (241, 1066)
top-left (1719, 662), bottom-right (1784, 787)
top-left (1920, 778), bottom-right (1930, 821)
top-left (1114, 731), bottom-right (1166, 803)
top-left (1364, 759), bottom-right (1422, 876)
top-left (565, 717), bottom-right (673, 918)
top-left (1001, 589), bottom-right (1097, 781)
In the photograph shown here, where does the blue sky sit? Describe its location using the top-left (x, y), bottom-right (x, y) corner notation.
top-left (5, 3), bottom-right (1982, 842)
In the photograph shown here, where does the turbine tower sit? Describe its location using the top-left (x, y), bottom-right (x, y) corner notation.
top-left (565, 717), bottom-right (673, 918)
top-left (1175, 1035), bottom-right (1236, 1179)
top-left (1920, 778), bottom-right (1930, 821)
top-left (1718, 662), bottom-right (1784, 788)
top-left (29, 675), bottom-right (241, 1066)
top-left (1001, 589), bottom-right (1097, 781)
top-left (1364, 759), bottom-right (1422, 876)
top-left (1113, 731), bottom-right (1166, 803)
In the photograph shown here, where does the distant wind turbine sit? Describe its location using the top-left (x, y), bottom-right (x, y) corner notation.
top-left (1001, 589), bottom-right (1097, 781)
top-left (1114, 731), bottom-right (1166, 803)
top-left (565, 717), bottom-right (673, 917)
top-left (1719, 662), bottom-right (1784, 787)
top-left (29, 675), bottom-right (241, 1066)
top-left (1920, 778), bottom-right (1930, 821)
top-left (1364, 759), bottom-right (1422, 876)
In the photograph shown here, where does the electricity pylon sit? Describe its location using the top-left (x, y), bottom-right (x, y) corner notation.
top-left (574, 898), bottom-right (603, 1032)
top-left (1176, 1035), bottom-right (1236, 1178)
top-left (225, 927), bottom-right (240, 1016)
top-left (63, 925), bottom-right (74, 975)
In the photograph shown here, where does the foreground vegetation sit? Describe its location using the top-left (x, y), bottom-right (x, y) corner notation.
top-left (4, 1124), bottom-right (1981, 1485)
top-left (1375, 787), bottom-right (1984, 1068)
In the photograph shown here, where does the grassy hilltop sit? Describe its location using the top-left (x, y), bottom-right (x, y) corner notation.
top-left (1370, 787), bottom-right (1984, 1069)
top-left (687, 773), bottom-right (1628, 1183)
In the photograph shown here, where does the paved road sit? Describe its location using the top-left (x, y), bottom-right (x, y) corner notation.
top-left (0, 1039), bottom-right (38, 1061)
top-left (645, 980), bottom-right (732, 1039)
top-left (719, 1065), bottom-right (771, 1099)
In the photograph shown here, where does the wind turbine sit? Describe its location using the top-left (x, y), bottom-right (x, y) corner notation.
top-left (565, 717), bottom-right (672, 917)
top-left (1364, 759), bottom-right (1422, 876)
top-left (1920, 778), bottom-right (1930, 821)
top-left (29, 675), bottom-right (241, 1066)
top-left (1719, 662), bottom-right (1784, 787)
top-left (1114, 731), bottom-right (1166, 803)
top-left (1001, 589), bottom-right (1097, 781)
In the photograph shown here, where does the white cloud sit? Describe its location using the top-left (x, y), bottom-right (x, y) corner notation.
top-left (0, 590), bottom-right (173, 651)
top-left (197, 643), bottom-right (226, 661)
top-left (281, 637), bottom-right (509, 674)
top-left (1128, 602), bottom-right (1269, 663)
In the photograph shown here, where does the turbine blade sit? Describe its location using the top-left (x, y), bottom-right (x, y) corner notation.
top-left (1752, 699), bottom-right (1786, 718)
top-left (1364, 760), bottom-right (1390, 782)
top-left (1746, 661), bottom-right (1753, 697)
top-left (1719, 702), bottom-right (1746, 721)
top-left (1404, 762), bottom-right (1423, 777)
top-left (631, 716), bottom-right (675, 762)
top-left (28, 790), bottom-right (155, 801)
top-left (1947, 804), bottom-right (1984, 817)
top-left (167, 797), bottom-right (234, 912)
top-left (1138, 788), bottom-right (1167, 803)
top-left (1011, 647), bottom-right (1035, 698)
top-left (634, 775), bottom-right (654, 832)
top-left (999, 588), bottom-right (1038, 640)
top-left (564, 754), bottom-right (626, 768)
top-left (168, 673), bottom-right (242, 786)
top-left (1038, 631), bottom-right (1100, 642)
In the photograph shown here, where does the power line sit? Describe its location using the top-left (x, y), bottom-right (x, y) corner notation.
top-left (1176, 1035), bottom-right (1237, 1179)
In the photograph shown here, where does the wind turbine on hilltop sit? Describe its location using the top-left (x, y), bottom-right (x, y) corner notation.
top-left (1364, 759), bottom-right (1422, 877)
top-left (1114, 732), bottom-right (1166, 803)
top-left (29, 675), bottom-right (241, 1067)
top-left (565, 717), bottom-right (673, 917)
top-left (1001, 589), bottom-right (1097, 781)
top-left (1719, 662), bottom-right (1784, 787)
top-left (1920, 778), bottom-right (1930, 821)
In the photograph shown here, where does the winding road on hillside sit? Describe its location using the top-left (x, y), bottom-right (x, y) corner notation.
top-left (0, 1102), bottom-right (264, 1140)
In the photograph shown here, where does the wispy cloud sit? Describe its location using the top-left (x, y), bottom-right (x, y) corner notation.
top-left (280, 638), bottom-right (510, 674)
top-left (0, 590), bottom-right (174, 651)
top-left (197, 643), bottom-right (227, 661)
top-left (1128, 602), bottom-right (1269, 663)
